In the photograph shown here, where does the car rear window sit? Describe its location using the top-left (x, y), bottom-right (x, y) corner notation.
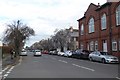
top-left (35, 50), bottom-right (41, 52)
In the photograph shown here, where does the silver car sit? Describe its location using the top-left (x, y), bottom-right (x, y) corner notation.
top-left (89, 51), bottom-right (119, 63)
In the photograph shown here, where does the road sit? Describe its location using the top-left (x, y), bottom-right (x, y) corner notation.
top-left (2, 52), bottom-right (119, 79)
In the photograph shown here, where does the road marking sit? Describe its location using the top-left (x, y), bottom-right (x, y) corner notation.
top-left (4, 74), bottom-right (8, 77)
top-left (116, 77), bottom-right (120, 80)
top-left (52, 58), bottom-right (56, 60)
top-left (2, 66), bottom-right (10, 72)
top-left (58, 60), bottom-right (68, 63)
top-left (3, 66), bottom-right (15, 79)
top-left (72, 64), bottom-right (95, 72)
top-left (6, 71), bottom-right (10, 74)
top-left (8, 66), bottom-right (14, 72)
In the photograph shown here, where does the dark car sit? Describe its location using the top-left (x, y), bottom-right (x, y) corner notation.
top-left (71, 49), bottom-right (82, 59)
top-left (80, 50), bottom-right (90, 59)
top-left (71, 49), bottom-right (90, 59)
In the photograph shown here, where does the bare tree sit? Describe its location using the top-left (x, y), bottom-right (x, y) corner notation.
top-left (52, 29), bottom-right (70, 51)
top-left (3, 20), bottom-right (35, 57)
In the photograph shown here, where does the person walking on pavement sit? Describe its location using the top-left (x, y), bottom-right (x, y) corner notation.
top-left (10, 49), bottom-right (14, 59)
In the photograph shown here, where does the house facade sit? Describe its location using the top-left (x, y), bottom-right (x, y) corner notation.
top-left (63, 27), bottom-right (79, 51)
top-left (78, 1), bottom-right (120, 57)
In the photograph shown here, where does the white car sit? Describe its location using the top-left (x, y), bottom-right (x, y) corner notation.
top-left (20, 50), bottom-right (27, 56)
top-left (34, 50), bottom-right (42, 56)
top-left (89, 51), bottom-right (119, 63)
top-left (64, 51), bottom-right (72, 57)
top-left (57, 51), bottom-right (65, 56)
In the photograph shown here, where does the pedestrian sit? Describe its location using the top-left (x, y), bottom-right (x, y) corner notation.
top-left (10, 49), bottom-right (14, 59)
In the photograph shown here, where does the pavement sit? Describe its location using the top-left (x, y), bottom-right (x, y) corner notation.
top-left (2, 55), bottom-right (20, 68)
top-left (1, 54), bottom-right (21, 80)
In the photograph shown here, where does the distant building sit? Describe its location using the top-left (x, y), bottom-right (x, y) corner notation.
top-left (78, 1), bottom-right (120, 56)
top-left (65, 27), bottom-right (79, 51)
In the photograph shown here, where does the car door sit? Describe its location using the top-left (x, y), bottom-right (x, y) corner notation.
top-left (90, 52), bottom-right (96, 60)
top-left (95, 52), bottom-right (102, 61)
top-left (93, 51), bottom-right (100, 61)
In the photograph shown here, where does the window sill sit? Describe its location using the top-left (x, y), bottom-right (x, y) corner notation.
top-left (101, 29), bottom-right (107, 31)
top-left (116, 24), bottom-right (120, 27)
top-left (89, 32), bottom-right (95, 34)
top-left (112, 51), bottom-right (118, 52)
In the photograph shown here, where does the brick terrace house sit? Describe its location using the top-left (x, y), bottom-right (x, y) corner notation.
top-left (77, 1), bottom-right (120, 57)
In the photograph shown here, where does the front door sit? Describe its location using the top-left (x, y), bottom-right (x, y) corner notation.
top-left (103, 40), bottom-right (107, 52)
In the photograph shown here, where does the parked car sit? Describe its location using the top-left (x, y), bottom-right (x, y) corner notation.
top-left (20, 50), bottom-right (27, 56)
top-left (49, 50), bottom-right (58, 55)
top-left (57, 51), bottom-right (65, 56)
top-left (71, 49), bottom-right (82, 59)
top-left (34, 50), bottom-right (42, 56)
top-left (64, 51), bottom-right (72, 57)
top-left (42, 50), bottom-right (49, 54)
top-left (89, 51), bottom-right (119, 63)
top-left (71, 49), bottom-right (91, 59)
top-left (80, 50), bottom-right (90, 59)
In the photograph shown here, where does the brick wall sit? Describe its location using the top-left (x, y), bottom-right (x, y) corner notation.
top-left (78, 2), bottom-right (120, 57)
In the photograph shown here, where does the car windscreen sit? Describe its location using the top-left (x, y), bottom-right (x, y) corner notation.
top-left (100, 52), bottom-right (108, 55)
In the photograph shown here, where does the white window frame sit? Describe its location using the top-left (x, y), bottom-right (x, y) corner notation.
top-left (95, 41), bottom-right (98, 51)
top-left (116, 5), bottom-right (120, 25)
top-left (90, 41), bottom-right (94, 51)
top-left (101, 13), bottom-right (107, 30)
top-left (89, 18), bottom-right (94, 33)
top-left (112, 40), bottom-right (117, 51)
top-left (81, 24), bottom-right (84, 35)
top-left (87, 42), bottom-right (89, 50)
top-left (102, 40), bottom-right (108, 52)
top-left (80, 43), bottom-right (84, 50)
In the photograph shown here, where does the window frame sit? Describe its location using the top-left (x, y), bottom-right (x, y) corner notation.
top-left (80, 43), bottom-right (84, 50)
top-left (101, 13), bottom-right (107, 30)
top-left (112, 40), bottom-right (117, 51)
top-left (95, 41), bottom-right (98, 51)
top-left (90, 41), bottom-right (94, 51)
top-left (81, 24), bottom-right (84, 35)
top-left (89, 18), bottom-right (94, 33)
top-left (116, 5), bottom-right (120, 26)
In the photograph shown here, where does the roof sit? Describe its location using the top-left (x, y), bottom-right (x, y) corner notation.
top-left (77, 3), bottom-right (98, 21)
top-left (96, 2), bottom-right (112, 11)
top-left (85, 3), bottom-right (98, 14)
top-left (77, 16), bottom-right (86, 21)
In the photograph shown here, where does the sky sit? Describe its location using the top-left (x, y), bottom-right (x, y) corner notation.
top-left (0, 0), bottom-right (107, 47)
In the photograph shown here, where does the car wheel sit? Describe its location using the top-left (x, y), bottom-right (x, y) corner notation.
top-left (89, 57), bottom-right (93, 61)
top-left (102, 58), bottom-right (106, 63)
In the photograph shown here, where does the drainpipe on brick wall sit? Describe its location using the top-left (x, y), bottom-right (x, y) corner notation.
top-left (108, 3), bottom-right (112, 55)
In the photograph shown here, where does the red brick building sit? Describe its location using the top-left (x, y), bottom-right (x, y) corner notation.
top-left (77, 1), bottom-right (120, 57)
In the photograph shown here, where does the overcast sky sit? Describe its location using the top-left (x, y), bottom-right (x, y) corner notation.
top-left (0, 0), bottom-right (107, 47)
